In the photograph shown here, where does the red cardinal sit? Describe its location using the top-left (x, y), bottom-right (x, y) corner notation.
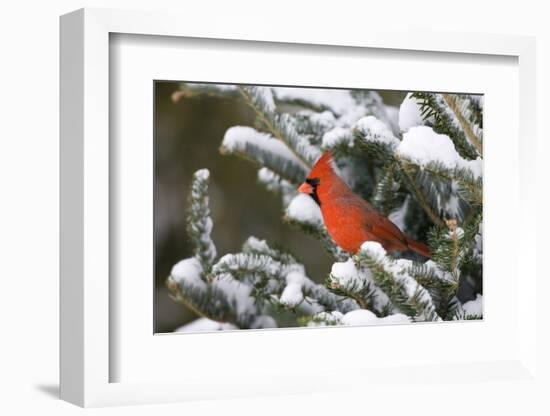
top-left (298, 152), bottom-right (431, 258)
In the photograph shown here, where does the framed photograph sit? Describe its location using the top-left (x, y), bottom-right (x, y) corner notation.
top-left (60, 8), bottom-right (538, 408)
top-left (155, 80), bottom-right (483, 335)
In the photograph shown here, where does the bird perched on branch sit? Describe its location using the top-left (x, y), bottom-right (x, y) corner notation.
top-left (298, 152), bottom-right (431, 258)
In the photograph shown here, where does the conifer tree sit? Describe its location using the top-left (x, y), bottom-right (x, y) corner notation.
top-left (167, 84), bottom-right (483, 331)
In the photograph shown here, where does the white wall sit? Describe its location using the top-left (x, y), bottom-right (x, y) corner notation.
top-left (1, 0), bottom-right (548, 414)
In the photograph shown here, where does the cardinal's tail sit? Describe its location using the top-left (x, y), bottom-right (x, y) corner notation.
top-left (406, 238), bottom-right (431, 258)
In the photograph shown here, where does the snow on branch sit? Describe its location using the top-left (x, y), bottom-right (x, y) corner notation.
top-left (168, 257), bottom-right (278, 329)
top-left (354, 242), bottom-right (442, 322)
top-left (285, 193), bottom-right (323, 227)
top-left (355, 116), bottom-right (401, 150)
top-left (351, 115), bottom-right (401, 163)
top-left (279, 271), bottom-right (306, 307)
top-left (303, 309), bottom-right (410, 327)
top-left (397, 126), bottom-right (482, 179)
top-left (169, 172), bottom-right (280, 329)
top-left (350, 90), bottom-right (399, 135)
top-left (257, 167), bottom-right (296, 206)
top-left (273, 87), bottom-right (358, 117)
top-left (186, 169), bottom-right (217, 271)
top-left (407, 259), bottom-right (461, 320)
top-left (239, 86), bottom-right (322, 167)
top-left (396, 126), bottom-right (483, 219)
top-left (413, 161), bottom-right (482, 211)
top-left (241, 85), bottom-right (277, 113)
top-left (351, 117), bottom-right (448, 227)
top-left (372, 164), bottom-right (402, 216)
top-left (242, 236), bottom-right (355, 312)
top-left (175, 317), bottom-right (237, 333)
top-left (327, 258), bottom-right (392, 316)
top-left (171, 257), bottom-right (207, 290)
top-left (244, 237), bottom-right (357, 312)
top-left (322, 127), bottom-right (354, 151)
top-left (167, 257), bottom-right (263, 329)
top-left (301, 280), bottom-right (358, 314)
top-left (212, 252), bottom-right (295, 282)
top-left (273, 88), bottom-right (393, 132)
top-left (460, 294), bottom-right (483, 319)
top-left (398, 93), bottom-right (428, 132)
top-left (221, 126), bottom-right (309, 185)
top-left (300, 111), bottom-right (337, 133)
top-left (241, 236), bottom-right (297, 265)
top-left (216, 237), bottom-right (356, 313)
top-left (273, 112), bottom-right (323, 167)
top-left (300, 311), bottom-right (344, 326)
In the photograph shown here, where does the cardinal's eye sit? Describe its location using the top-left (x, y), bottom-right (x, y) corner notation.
top-left (306, 177), bottom-right (320, 187)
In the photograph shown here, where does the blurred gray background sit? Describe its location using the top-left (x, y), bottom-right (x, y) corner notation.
top-left (154, 81), bottom-right (405, 333)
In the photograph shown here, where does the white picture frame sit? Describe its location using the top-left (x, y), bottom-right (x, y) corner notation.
top-left (60, 7), bottom-right (539, 408)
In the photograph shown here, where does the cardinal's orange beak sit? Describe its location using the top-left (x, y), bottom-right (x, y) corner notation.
top-left (298, 182), bottom-right (313, 194)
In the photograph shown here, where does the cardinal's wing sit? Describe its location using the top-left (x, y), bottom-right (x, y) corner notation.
top-left (363, 210), bottom-right (408, 252)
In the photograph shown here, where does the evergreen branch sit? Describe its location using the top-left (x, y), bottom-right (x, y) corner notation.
top-left (407, 261), bottom-right (459, 319)
top-left (166, 258), bottom-right (271, 329)
top-left (241, 236), bottom-right (298, 265)
top-left (302, 281), bottom-right (358, 314)
top-left (326, 277), bottom-right (370, 310)
top-left (373, 164), bottom-right (403, 215)
top-left (441, 93), bottom-right (483, 155)
top-left (354, 243), bottom-right (442, 322)
top-left (350, 90), bottom-right (398, 135)
top-left (169, 175), bottom-right (278, 329)
top-left (211, 252), bottom-right (291, 308)
top-left (186, 170), bottom-right (217, 272)
top-left (351, 115), bottom-right (400, 163)
top-left (298, 311), bottom-right (344, 326)
top-left (428, 214), bottom-right (482, 274)
top-left (452, 295), bottom-right (483, 320)
top-left (326, 276), bottom-right (390, 317)
top-left (238, 86), bottom-right (321, 167)
top-left (214, 240), bottom-right (356, 314)
top-left (396, 156), bottom-right (446, 228)
top-left (355, 146), bottom-right (446, 228)
top-left (418, 162), bottom-right (483, 207)
top-left (219, 144), bottom-right (270, 173)
top-left (322, 127), bottom-right (355, 152)
top-left (300, 309), bottom-right (413, 327)
top-left (351, 116), bottom-right (446, 227)
top-left (398, 159), bottom-right (480, 225)
top-left (327, 258), bottom-right (393, 317)
top-left (167, 273), bottom-right (242, 328)
top-left (410, 92), bottom-right (479, 160)
top-left (294, 111), bottom-right (337, 139)
top-left (212, 252), bottom-right (293, 281)
top-left (220, 126), bottom-right (309, 185)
